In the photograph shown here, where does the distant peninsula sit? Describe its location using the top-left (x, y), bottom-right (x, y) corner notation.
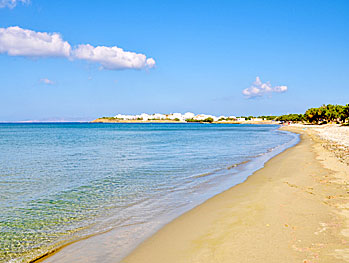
top-left (91, 112), bottom-right (276, 124)
top-left (92, 104), bottom-right (349, 125)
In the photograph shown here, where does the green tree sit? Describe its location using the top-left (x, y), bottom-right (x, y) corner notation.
top-left (304, 107), bottom-right (320, 123)
top-left (276, 114), bottom-right (304, 122)
top-left (342, 104), bottom-right (349, 123)
top-left (203, 117), bottom-right (214, 123)
top-left (304, 104), bottom-right (348, 124)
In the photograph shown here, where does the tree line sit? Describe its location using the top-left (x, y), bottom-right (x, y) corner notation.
top-left (276, 104), bottom-right (349, 124)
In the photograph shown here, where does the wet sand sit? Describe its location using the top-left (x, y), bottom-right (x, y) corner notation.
top-left (122, 126), bottom-right (349, 263)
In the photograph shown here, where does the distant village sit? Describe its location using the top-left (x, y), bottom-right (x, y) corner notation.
top-left (96, 112), bottom-right (269, 123)
top-left (93, 104), bottom-right (349, 124)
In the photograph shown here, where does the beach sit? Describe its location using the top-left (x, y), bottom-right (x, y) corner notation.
top-left (122, 125), bottom-right (349, 263)
top-left (2, 124), bottom-right (347, 263)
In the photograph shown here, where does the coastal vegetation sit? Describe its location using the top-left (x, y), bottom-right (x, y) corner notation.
top-left (304, 104), bottom-right (349, 124)
top-left (275, 114), bottom-right (304, 122)
top-left (237, 116), bottom-right (277, 121)
top-left (218, 117), bottom-right (238, 121)
top-left (186, 117), bottom-right (214, 123)
top-left (277, 104), bottom-right (349, 124)
top-left (257, 115), bottom-right (278, 121)
top-left (99, 117), bottom-right (124, 120)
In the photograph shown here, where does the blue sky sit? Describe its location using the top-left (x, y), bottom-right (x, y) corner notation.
top-left (0, 0), bottom-right (348, 121)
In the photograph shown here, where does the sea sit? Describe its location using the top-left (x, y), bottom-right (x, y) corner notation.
top-left (0, 123), bottom-right (299, 262)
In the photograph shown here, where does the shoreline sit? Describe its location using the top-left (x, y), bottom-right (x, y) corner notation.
top-left (36, 126), bottom-right (298, 263)
top-left (121, 126), bottom-right (348, 263)
top-left (37, 125), bottom-right (349, 263)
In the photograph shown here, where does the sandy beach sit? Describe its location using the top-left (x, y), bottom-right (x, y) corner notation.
top-left (38, 125), bottom-right (349, 263)
top-left (122, 125), bottom-right (349, 263)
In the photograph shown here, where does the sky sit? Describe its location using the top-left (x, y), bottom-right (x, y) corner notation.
top-left (0, 0), bottom-right (348, 121)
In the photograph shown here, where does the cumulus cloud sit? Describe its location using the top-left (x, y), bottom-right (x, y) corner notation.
top-left (242, 77), bottom-right (288, 98)
top-left (40, 78), bottom-right (54, 85)
top-left (0, 0), bottom-right (29, 8)
top-left (72, 44), bottom-right (155, 70)
top-left (0, 26), bottom-right (71, 57)
top-left (0, 26), bottom-right (155, 70)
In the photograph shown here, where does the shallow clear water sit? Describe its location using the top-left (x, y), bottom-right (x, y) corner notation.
top-left (0, 123), bottom-right (298, 262)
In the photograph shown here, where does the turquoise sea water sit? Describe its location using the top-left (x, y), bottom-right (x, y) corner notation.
top-left (0, 123), bottom-right (298, 262)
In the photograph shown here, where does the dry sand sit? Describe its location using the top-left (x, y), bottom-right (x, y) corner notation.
top-left (290, 124), bottom-right (349, 147)
top-left (122, 126), bottom-right (349, 263)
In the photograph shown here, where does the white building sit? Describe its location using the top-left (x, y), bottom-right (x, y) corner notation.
top-left (183, 112), bottom-right (195, 120)
top-left (193, 114), bottom-right (207, 121)
top-left (150, 113), bottom-right (166, 120)
top-left (193, 114), bottom-right (219, 121)
top-left (167, 113), bottom-right (185, 121)
top-left (140, 113), bottom-right (150, 121)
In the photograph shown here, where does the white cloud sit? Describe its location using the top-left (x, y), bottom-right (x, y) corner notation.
top-left (0, 26), bottom-right (156, 70)
top-left (40, 78), bottom-right (54, 85)
top-left (0, 0), bottom-right (29, 8)
top-left (273, 85), bottom-right (288, 92)
top-left (0, 26), bottom-right (71, 57)
top-left (72, 44), bottom-right (155, 70)
top-left (242, 76), bottom-right (288, 98)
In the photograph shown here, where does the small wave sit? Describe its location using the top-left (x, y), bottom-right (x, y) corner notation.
top-left (226, 160), bottom-right (250, 170)
top-left (190, 159), bottom-right (251, 180)
top-left (192, 169), bottom-right (223, 179)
